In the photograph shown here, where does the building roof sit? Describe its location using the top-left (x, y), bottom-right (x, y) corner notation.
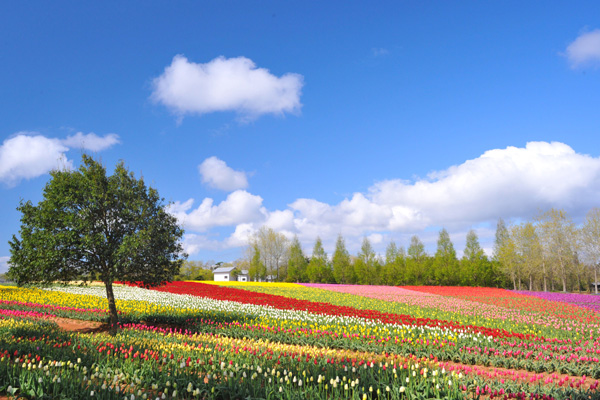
top-left (213, 266), bottom-right (236, 274)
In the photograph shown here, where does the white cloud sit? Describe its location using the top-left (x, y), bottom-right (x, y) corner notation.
top-left (62, 132), bottom-right (120, 152)
top-left (0, 256), bottom-right (9, 274)
top-left (565, 29), bottom-right (600, 69)
top-left (370, 141), bottom-right (600, 227)
top-left (151, 55), bottom-right (303, 120)
top-left (0, 131), bottom-right (119, 187)
top-left (167, 190), bottom-right (267, 232)
top-left (0, 134), bottom-right (72, 186)
top-left (175, 141), bottom-right (600, 258)
top-left (198, 156), bottom-right (248, 191)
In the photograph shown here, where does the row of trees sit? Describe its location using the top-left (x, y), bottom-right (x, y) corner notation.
top-left (242, 226), bottom-right (503, 287)
top-left (495, 208), bottom-right (600, 293)
top-left (223, 207), bottom-right (600, 292)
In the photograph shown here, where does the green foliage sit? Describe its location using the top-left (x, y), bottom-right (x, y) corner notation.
top-left (8, 155), bottom-right (186, 324)
top-left (332, 234), bottom-right (352, 284)
top-left (460, 230), bottom-right (493, 286)
top-left (433, 229), bottom-right (459, 285)
top-left (354, 237), bottom-right (381, 285)
top-left (177, 260), bottom-right (214, 280)
top-left (248, 243), bottom-right (267, 281)
top-left (286, 236), bottom-right (308, 282)
top-left (307, 237), bottom-right (333, 283)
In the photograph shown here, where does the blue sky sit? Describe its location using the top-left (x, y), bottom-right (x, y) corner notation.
top-left (2, 1), bottom-right (600, 271)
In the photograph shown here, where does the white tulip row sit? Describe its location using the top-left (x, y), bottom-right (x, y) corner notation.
top-left (45, 285), bottom-right (491, 343)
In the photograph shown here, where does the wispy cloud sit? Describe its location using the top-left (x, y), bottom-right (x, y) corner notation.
top-left (371, 47), bottom-right (390, 57)
top-left (62, 132), bottom-right (120, 152)
top-left (565, 29), bottom-right (600, 69)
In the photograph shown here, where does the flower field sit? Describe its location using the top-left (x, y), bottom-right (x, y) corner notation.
top-left (0, 283), bottom-right (599, 399)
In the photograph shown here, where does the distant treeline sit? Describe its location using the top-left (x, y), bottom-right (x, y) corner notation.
top-left (244, 226), bottom-right (503, 287)
top-left (180, 207), bottom-right (600, 293)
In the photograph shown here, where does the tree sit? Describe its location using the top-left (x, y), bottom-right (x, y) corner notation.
top-left (407, 235), bottom-right (426, 262)
top-left (286, 236), bottom-right (308, 282)
top-left (493, 218), bottom-right (509, 262)
top-left (582, 208), bottom-right (600, 294)
top-left (407, 235), bottom-right (427, 284)
top-left (249, 226), bottom-right (289, 281)
top-left (511, 222), bottom-right (542, 291)
top-left (461, 230), bottom-right (489, 286)
top-left (8, 155), bottom-right (186, 327)
top-left (332, 234), bottom-right (352, 284)
top-left (382, 241), bottom-right (407, 285)
top-left (433, 229), bottom-right (459, 285)
top-left (536, 209), bottom-right (578, 292)
top-left (177, 260), bottom-right (214, 280)
top-left (306, 237), bottom-right (331, 283)
top-left (248, 243), bottom-right (266, 281)
top-left (355, 237), bottom-right (379, 285)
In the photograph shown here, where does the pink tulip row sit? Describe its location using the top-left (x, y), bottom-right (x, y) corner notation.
top-left (300, 284), bottom-right (600, 336)
top-left (0, 308), bottom-right (56, 319)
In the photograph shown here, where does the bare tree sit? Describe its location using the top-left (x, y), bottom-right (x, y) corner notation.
top-left (249, 226), bottom-right (290, 281)
top-left (582, 208), bottom-right (600, 294)
top-left (511, 222), bottom-right (542, 291)
top-left (536, 209), bottom-right (578, 292)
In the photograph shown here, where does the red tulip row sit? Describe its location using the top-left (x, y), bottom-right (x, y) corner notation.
top-left (138, 281), bottom-right (536, 340)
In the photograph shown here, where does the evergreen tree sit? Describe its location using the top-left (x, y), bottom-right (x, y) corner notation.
top-left (355, 237), bottom-right (378, 285)
top-left (383, 241), bottom-right (404, 285)
top-left (249, 243), bottom-right (266, 281)
top-left (307, 237), bottom-right (332, 283)
top-left (286, 236), bottom-right (308, 282)
top-left (407, 235), bottom-right (426, 262)
top-left (493, 218), bottom-right (509, 262)
top-left (433, 228), bottom-right (459, 285)
top-left (332, 234), bottom-right (351, 283)
top-left (461, 230), bottom-right (489, 286)
top-left (407, 235), bottom-right (427, 284)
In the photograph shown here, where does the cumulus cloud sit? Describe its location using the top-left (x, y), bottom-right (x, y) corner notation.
top-left (198, 157), bottom-right (248, 191)
top-left (0, 131), bottom-right (120, 187)
top-left (151, 55), bottom-right (303, 120)
top-left (176, 141), bottom-right (600, 257)
top-left (62, 132), bottom-right (120, 152)
top-left (167, 190), bottom-right (267, 232)
top-left (0, 134), bottom-right (72, 186)
top-left (565, 29), bottom-right (600, 69)
top-left (369, 141), bottom-right (600, 227)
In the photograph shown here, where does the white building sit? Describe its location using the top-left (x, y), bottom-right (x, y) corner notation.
top-left (237, 270), bottom-right (249, 282)
top-left (213, 266), bottom-right (237, 282)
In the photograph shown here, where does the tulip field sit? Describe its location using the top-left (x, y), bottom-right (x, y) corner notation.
top-left (0, 283), bottom-right (599, 399)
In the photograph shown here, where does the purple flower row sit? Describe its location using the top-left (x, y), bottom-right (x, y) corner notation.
top-left (512, 290), bottom-right (600, 312)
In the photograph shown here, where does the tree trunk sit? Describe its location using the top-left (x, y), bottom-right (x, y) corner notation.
top-left (529, 274), bottom-right (533, 291)
top-left (542, 261), bottom-right (547, 292)
top-left (104, 280), bottom-right (119, 332)
top-left (595, 266), bottom-right (598, 295)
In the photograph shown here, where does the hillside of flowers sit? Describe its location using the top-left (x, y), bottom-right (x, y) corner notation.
top-left (0, 282), bottom-right (599, 399)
